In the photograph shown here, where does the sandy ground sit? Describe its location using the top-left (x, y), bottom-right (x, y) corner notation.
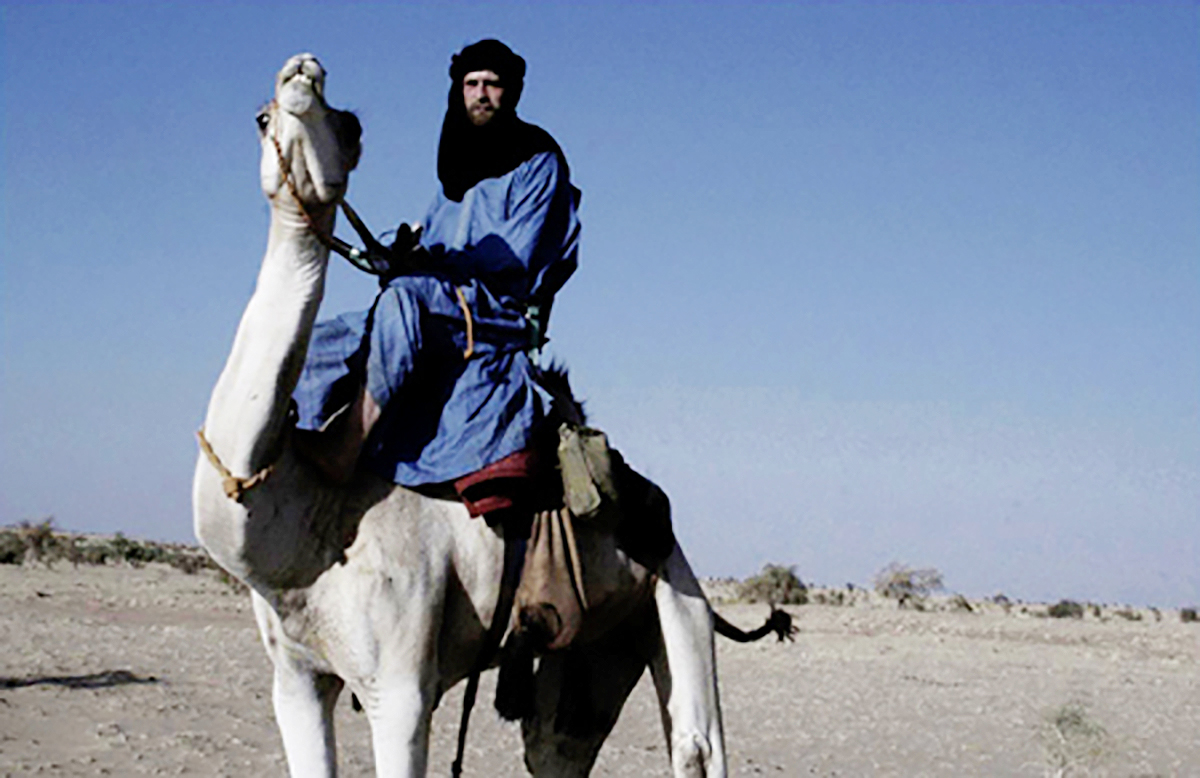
top-left (1, 564), bottom-right (1197, 777)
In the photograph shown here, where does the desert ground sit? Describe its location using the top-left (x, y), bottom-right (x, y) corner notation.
top-left (1, 561), bottom-right (1197, 777)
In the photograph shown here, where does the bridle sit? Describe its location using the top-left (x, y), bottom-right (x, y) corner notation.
top-left (267, 114), bottom-right (393, 278)
top-left (196, 105), bottom-right (478, 506)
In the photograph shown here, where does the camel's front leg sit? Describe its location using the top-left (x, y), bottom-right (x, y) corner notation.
top-left (255, 593), bottom-right (343, 778)
top-left (650, 544), bottom-right (728, 778)
top-left (272, 662), bottom-right (343, 778)
top-left (361, 676), bottom-right (437, 778)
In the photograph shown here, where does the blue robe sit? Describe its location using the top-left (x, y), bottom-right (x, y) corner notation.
top-left (294, 150), bottom-right (580, 486)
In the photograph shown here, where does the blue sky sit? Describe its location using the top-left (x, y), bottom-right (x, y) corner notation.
top-left (2, 3), bottom-right (1196, 605)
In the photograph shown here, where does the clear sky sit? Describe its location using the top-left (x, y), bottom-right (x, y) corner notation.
top-left (2, 2), bottom-right (1196, 606)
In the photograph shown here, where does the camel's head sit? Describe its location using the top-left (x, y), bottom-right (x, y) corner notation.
top-left (259, 53), bottom-right (361, 210)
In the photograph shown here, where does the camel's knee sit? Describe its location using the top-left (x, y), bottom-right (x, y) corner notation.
top-left (672, 731), bottom-right (713, 778)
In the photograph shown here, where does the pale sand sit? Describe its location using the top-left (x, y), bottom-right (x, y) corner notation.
top-left (1, 564), bottom-right (1197, 776)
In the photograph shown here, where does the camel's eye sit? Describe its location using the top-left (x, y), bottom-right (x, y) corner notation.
top-left (256, 111), bottom-right (271, 133)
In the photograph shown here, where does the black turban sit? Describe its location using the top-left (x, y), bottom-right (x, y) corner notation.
top-left (437, 39), bottom-right (563, 202)
top-left (448, 38), bottom-right (527, 108)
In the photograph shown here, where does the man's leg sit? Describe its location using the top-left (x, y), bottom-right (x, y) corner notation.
top-left (293, 279), bottom-right (426, 483)
top-left (294, 388), bottom-right (381, 484)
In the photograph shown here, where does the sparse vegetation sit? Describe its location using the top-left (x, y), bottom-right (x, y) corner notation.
top-left (740, 564), bottom-right (807, 606)
top-left (0, 521), bottom-right (243, 590)
top-left (1047, 600), bottom-right (1084, 619)
top-left (1113, 607), bottom-right (1142, 622)
top-left (1040, 702), bottom-right (1111, 777)
top-left (1181, 608), bottom-right (1198, 623)
top-left (948, 594), bottom-right (974, 613)
top-left (810, 589), bottom-right (846, 607)
top-left (873, 562), bottom-right (943, 609)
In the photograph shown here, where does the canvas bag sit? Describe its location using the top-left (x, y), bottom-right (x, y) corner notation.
top-left (556, 424), bottom-right (619, 524)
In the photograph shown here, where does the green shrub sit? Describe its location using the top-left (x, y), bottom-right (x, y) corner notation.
top-left (1181, 608), bottom-right (1198, 623)
top-left (1047, 600), bottom-right (1084, 619)
top-left (740, 564), bottom-right (807, 606)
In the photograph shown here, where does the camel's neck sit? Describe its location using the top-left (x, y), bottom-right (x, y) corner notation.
top-left (202, 201), bottom-right (333, 477)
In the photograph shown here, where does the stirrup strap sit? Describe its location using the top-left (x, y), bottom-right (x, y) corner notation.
top-left (450, 533), bottom-right (527, 777)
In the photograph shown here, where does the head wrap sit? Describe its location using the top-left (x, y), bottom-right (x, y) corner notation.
top-left (449, 38), bottom-right (527, 109)
top-left (437, 39), bottom-right (563, 202)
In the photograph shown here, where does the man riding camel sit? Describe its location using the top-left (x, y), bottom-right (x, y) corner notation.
top-left (293, 38), bottom-right (580, 526)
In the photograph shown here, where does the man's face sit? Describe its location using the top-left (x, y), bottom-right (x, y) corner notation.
top-left (463, 69), bottom-right (505, 126)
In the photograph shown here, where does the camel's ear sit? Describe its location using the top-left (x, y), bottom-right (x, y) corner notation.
top-left (335, 110), bottom-right (362, 170)
top-left (255, 105), bottom-right (272, 138)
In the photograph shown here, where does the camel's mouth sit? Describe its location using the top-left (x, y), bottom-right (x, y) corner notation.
top-left (276, 54), bottom-right (326, 115)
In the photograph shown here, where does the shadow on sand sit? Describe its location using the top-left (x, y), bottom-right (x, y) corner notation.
top-left (0, 669), bottom-right (159, 690)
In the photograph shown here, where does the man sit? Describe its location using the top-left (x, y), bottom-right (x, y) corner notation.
top-left (293, 39), bottom-right (580, 507)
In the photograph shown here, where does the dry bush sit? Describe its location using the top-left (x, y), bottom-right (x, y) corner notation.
top-left (0, 519), bottom-right (71, 567)
top-left (1181, 608), bottom-right (1198, 623)
top-left (873, 562), bottom-right (943, 608)
top-left (740, 564), bottom-right (807, 606)
top-left (1040, 702), bottom-right (1111, 777)
top-left (1112, 607), bottom-right (1142, 622)
top-left (811, 588), bottom-right (848, 607)
top-left (0, 528), bottom-right (24, 565)
top-left (215, 566), bottom-right (250, 595)
top-left (1047, 600), bottom-right (1084, 619)
top-left (948, 594), bottom-right (974, 613)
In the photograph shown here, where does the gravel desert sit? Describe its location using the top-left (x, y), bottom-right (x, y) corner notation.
top-left (1, 562), bottom-right (1197, 777)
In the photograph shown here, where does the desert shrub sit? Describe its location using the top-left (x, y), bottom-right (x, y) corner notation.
top-left (948, 594), bottom-right (974, 613)
top-left (0, 528), bottom-right (24, 565)
top-left (874, 562), bottom-right (943, 608)
top-left (1113, 607), bottom-right (1142, 622)
top-left (1040, 702), bottom-right (1111, 776)
top-left (10, 519), bottom-right (70, 566)
top-left (1089, 603), bottom-right (1102, 619)
top-left (1047, 600), bottom-right (1084, 619)
top-left (215, 566), bottom-right (250, 595)
top-left (740, 564), bottom-right (807, 606)
top-left (1181, 608), bottom-right (1198, 623)
top-left (78, 543), bottom-right (113, 566)
top-left (811, 589), bottom-right (846, 607)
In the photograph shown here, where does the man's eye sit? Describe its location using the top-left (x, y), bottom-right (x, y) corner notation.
top-left (465, 79), bottom-right (478, 87)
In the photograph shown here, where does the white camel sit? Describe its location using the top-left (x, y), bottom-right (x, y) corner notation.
top-left (193, 54), bottom-right (726, 778)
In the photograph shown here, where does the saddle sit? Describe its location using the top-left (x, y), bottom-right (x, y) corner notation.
top-left (452, 422), bottom-right (676, 653)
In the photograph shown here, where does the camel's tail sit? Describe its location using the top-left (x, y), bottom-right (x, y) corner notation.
top-left (712, 608), bottom-right (797, 643)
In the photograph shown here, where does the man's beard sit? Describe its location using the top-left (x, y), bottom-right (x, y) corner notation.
top-left (467, 99), bottom-right (497, 126)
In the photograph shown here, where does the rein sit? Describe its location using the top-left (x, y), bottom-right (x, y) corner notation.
top-left (269, 124), bottom-right (475, 360)
top-left (269, 132), bottom-right (389, 276)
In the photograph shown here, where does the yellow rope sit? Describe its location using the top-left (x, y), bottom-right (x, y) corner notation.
top-left (454, 287), bottom-right (475, 359)
top-left (196, 429), bottom-right (275, 502)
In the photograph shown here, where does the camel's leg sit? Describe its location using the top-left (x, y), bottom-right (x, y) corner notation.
top-left (255, 591), bottom-right (343, 778)
top-left (361, 677), bottom-right (436, 778)
top-left (650, 544), bottom-right (727, 778)
top-left (521, 605), bottom-right (655, 776)
top-left (272, 662), bottom-right (343, 778)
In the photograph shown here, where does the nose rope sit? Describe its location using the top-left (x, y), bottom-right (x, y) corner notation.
top-left (270, 130), bottom-right (341, 251)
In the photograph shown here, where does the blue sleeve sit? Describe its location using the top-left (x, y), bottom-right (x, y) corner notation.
top-left (426, 151), bottom-right (578, 303)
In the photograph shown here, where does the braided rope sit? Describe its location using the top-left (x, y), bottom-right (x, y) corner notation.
top-left (196, 429), bottom-right (275, 502)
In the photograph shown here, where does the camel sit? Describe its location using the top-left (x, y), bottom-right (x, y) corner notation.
top-left (193, 54), bottom-right (728, 778)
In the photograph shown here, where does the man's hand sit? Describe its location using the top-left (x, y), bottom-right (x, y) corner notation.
top-left (388, 222), bottom-right (423, 255)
